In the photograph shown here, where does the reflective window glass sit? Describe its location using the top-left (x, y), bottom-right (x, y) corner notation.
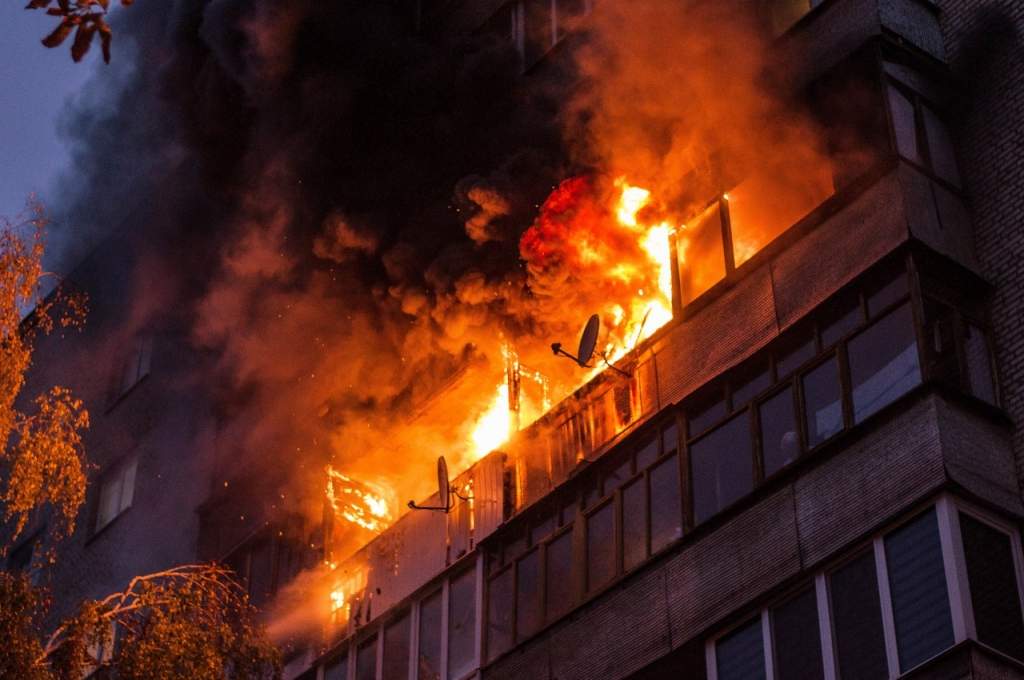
top-left (545, 529), bottom-right (574, 620)
top-left (885, 509), bottom-right (955, 672)
top-left (447, 570), bottom-right (476, 680)
top-left (716, 618), bottom-right (766, 680)
top-left (961, 513), bottom-right (1024, 660)
top-left (636, 434), bottom-right (660, 471)
top-left (829, 552), bottom-right (889, 680)
top-left (888, 85), bottom-right (920, 163)
top-left (802, 358), bottom-right (843, 447)
top-left (356, 637), bottom-right (376, 680)
top-left (848, 303), bottom-right (921, 423)
top-left (325, 655), bottom-right (348, 680)
top-left (776, 330), bottom-right (816, 379)
top-left (487, 569), bottom-right (513, 661)
top-left (418, 591), bottom-right (442, 680)
top-left (516, 550), bottom-right (542, 641)
top-left (649, 455), bottom-right (683, 552)
top-left (772, 588), bottom-right (824, 680)
top-left (383, 613), bottom-right (410, 680)
top-left (691, 413), bottom-right (753, 524)
top-left (622, 477), bottom-right (647, 571)
top-left (761, 387), bottom-right (800, 477)
top-left (679, 201), bottom-right (726, 304)
top-left (964, 323), bottom-right (996, 405)
top-left (586, 502), bottom-right (615, 592)
top-left (923, 106), bottom-right (961, 187)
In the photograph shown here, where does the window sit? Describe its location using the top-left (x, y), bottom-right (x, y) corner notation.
top-left (884, 508), bottom-right (954, 672)
top-left (383, 613), bottom-right (410, 680)
top-left (585, 501), bottom-right (615, 591)
top-left (622, 478), bottom-right (646, 571)
top-left (418, 590), bottom-right (442, 680)
top-left (112, 335), bottom-right (153, 402)
top-left (649, 453), bottom-right (682, 551)
top-left (760, 387), bottom-right (799, 477)
top-left (447, 569), bottom-right (476, 680)
top-left (324, 654), bottom-right (348, 680)
top-left (516, 549), bottom-right (542, 640)
top-left (775, 327), bottom-right (815, 379)
top-left (886, 80), bottom-right (962, 188)
top-left (7, 531), bottom-right (39, 574)
top-left (801, 358), bottom-right (842, 447)
top-left (715, 618), bottom-right (766, 680)
top-left (690, 412), bottom-right (753, 524)
top-left (356, 636), bottom-right (377, 680)
top-left (847, 303), bottom-right (921, 423)
top-left (960, 513), bottom-right (1024, 660)
top-left (771, 589), bottom-right (823, 680)
top-left (95, 457), bottom-right (137, 533)
top-left (545, 528), bottom-right (574, 620)
top-left (487, 567), bottom-right (514, 661)
top-left (829, 552), bottom-right (888, 680)
top-left (963, 322), bottom-right (996, 405)
top-left (678, 201), bottom-right (727, 305)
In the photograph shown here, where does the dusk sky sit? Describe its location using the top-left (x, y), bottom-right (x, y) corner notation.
top-left (0, 5), bottom-right (95, 225)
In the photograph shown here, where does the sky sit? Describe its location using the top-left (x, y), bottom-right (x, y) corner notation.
top-left (0, 4), bottom-right (97, 224)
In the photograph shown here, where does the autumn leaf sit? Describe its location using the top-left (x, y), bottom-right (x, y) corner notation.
top-left (70, 22), bottom-right (96, 62)
top-left (40, 19), bottom-right (73, 48)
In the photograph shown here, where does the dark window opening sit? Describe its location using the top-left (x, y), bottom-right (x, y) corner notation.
top-left (960, 513), bottom-right (1024, 660)
top-left (383, 613), bottom-right (411, 680)
top-left (802, 357), bottom-right (842, 447)
top-left (716, 618), bottom-right (766, 680)
top-left (691, 412), bottom-right (753, 524)
top-left (829, 551), bottom-right (889, 680)
top-left (772, 588), bottom-right (824, 680)
top-left (847, 303), bottom-right (921, 423)
top-left (760, 386), bottom-right (800, 477)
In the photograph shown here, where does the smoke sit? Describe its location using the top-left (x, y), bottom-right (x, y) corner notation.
top-left (49, 0), bottom-right (835, 638)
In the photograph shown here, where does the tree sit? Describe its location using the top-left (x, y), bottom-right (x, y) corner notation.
top-left (25, 0), bottom-right (134, 63)
top-left (0, 565), bottom-right (281, 679)
top-left (1, 199), bottom-right (88, 562)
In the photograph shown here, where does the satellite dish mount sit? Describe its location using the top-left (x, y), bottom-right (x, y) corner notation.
top-left (552, 313), bottom-right (632, 378)
top-left (407, 456), bottom-right (469, 513)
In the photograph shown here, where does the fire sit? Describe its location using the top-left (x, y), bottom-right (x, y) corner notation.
top-left (470, 381), bottom-right (511, 458)
top-left (325, 467), bottom-right (394, 534)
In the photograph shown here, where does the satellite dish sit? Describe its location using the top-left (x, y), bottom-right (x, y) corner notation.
top-left (577, 314), bottom-right (600, 367)
top-left (407, 455), bottom-right (455, 513)
top-left (437, 456), bottom-right (450, 511)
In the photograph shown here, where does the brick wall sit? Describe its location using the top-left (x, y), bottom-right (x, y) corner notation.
top-left (933, 1), bottom-right (1024, 491)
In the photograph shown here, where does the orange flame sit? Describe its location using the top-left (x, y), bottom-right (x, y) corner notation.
top-left (325, 467), bottom-right (394, 534)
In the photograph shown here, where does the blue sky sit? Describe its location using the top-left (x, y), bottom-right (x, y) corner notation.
top-left (0, 4), bottom-right (97, 223)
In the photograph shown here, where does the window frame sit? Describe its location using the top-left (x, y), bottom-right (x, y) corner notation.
top-left (89, 455), bottom-right (138, 538)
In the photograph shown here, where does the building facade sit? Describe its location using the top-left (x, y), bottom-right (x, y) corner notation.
top-left (6, 1), bottom-right (1023, 680)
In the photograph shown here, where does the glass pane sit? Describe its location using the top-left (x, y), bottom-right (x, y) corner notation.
top-left (716, 618), bottom-right (766, 680)
top-left (602, 457), bottom-right (632, 495)
top-left (530, 513), bottom-right (555, 546)
top-left (96, 475), bottom-right (121, 530)
top-left (545, 529), bottom-right (573, 620)
top-left (324, 655), bottom-right (349, 680)
top-left (586, 503), bottom-right (615, 592)
top-left (447, 570), bottom-right (476, 680)
top-left (661, 423), bottom-right (679, 455)
top-left (885, 509), bottom-right (954, 672)
top-left (486, 569), bottom-right (513, 662)
top-left (688, 392), bottom-right (726, 436)
top-left (690, 413), bottom-right (753, 524)
top-left (418, 591), bottom-right (442, 680)
top-left (636, 434), bottom-right (659, 471)
top-left (821, 293), bottom-right (861, 347)
top-left (649, 455), bottom-right (683, 552)
top-left (678, 201), bottom-right (726, 304)
top-left (622, 478), bottom-right (647, 571)
top-left (964, 323), bottom-right (996, 405)
top-left (516, 550), bottom-right (542, 640)
top-left (802, 358), bottom-right (843, 447)
top-left (888, 85), bottom-right (920, 163)
top-left (772, 589), bottom-right (824, 680)
top-left (848, 304), bottom-right (921, 423)
top-left (830, 552), bottom-right (889, 680)
top-left (960, 513), bottom-right (1024, 660)
top-left (356, 637), bottom-right (376, 680)
top-left (732, 363), bottom-right (772, 407)
top-left (866, 271), bottom-right (908, 317)
top-left (923, 106), bottom-right (961, 187)
top-left (727, 165), bottom-right (832, 267)
top-left (119, 458), bottom-right (137, 512)
top-left (383, 614), bottom-right (410, 680)
top-left (776, 330), bottom-right (815, 379)
top-left (761, 387), bottom-right (800, 477)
